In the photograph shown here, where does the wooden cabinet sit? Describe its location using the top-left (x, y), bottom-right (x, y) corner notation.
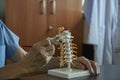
top-left (5, 0), bottom-right (83, 56)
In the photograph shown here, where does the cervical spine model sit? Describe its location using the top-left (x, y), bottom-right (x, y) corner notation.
top-left (47, 27), bottom-right (78, 71)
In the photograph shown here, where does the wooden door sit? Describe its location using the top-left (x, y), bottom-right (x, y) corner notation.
top-left (5, 0), bottom-right (83, 56)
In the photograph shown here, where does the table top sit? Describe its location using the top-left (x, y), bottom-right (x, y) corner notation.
top-left (21, 65), bottom-right (120, 80)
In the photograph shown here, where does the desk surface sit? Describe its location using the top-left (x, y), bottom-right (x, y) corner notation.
top-left (21, 65), bottom-right (120, 80)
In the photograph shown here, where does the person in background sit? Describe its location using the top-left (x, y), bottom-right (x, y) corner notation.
top-left (0, 20), bottom-right (100, 79)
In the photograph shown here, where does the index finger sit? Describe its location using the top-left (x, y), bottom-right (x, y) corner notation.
top-left (40, 39), bottom-right (52, 47)
top-left (90, 60), bottom-right (100, 75)
top-left (77, 57), bottom-right (94, 75)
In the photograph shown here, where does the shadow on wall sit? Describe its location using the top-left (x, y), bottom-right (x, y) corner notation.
top-left (82, 44), bottom-right (94, 60)
top-left (0, 0), bottom-right (5, 21)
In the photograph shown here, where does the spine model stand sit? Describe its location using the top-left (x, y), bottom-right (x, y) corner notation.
top-left (48, 27), bottom-right (78, 72)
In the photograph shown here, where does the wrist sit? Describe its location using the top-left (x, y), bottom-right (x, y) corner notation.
top-left (17, 61), bottom-right (34, 74)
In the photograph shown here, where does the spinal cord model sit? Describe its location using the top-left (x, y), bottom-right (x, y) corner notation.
top-left (47, 27), bottom-right (90, 79)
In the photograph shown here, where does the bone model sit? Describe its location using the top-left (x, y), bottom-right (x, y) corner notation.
top-left (47, 27), bottom-right (78, 71)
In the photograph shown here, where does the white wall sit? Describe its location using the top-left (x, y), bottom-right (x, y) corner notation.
top-left (82, 0), bottom-right (89, 44)
top-left (83, 19), bottom-right (89, 44)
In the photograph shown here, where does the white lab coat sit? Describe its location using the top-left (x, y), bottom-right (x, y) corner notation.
top-left (83, 0), bottom-right (119, 65)
top-left (112, 2), bottom-right (120, 64)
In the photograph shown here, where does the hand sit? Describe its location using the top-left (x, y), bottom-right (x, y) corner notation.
top-left (72, 57), bottom-right (100, 75)
top-left (19, 39), bottom-right (55, 73)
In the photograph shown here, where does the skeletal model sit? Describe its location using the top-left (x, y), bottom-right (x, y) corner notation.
top-left (47, 27), bottom-right (78, 71)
